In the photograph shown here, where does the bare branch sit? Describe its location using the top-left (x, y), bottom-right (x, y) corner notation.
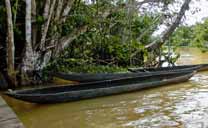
top-left (54, 0), bottom-right (64, 21)
top-left (61, 0), bottom-right (75, 22)
top-left (137, 0), bottom-right (163, 5)
top-left (40, 0), bottom-right (57, 51)
top-left (43, 0), bottom-right (51, 19)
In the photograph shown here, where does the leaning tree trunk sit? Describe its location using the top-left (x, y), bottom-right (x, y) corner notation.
top-left (144, 0), bottom-right (192, 67)
top-left (5, 0), bottom-right (16, 86)
top-left (145, 0), bottom-right (192, 51)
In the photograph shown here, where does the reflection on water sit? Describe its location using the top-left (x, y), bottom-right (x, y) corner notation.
top-left (2, 47), bottom-right (208, 128)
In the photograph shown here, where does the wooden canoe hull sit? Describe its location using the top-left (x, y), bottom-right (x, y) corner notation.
top-left (51, 65), bottom-right (199, 82)
top-left (5, 71), bottom-right (195, 104)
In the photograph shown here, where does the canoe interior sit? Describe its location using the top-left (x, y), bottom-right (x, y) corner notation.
top-left (51, 72), bottom-right (143, 82)
top-left (128, 64), bottom-right (208, 72)
top-left (52, 65), bottom-right (199, 82)
top-left (12, 71), bottom-right (193, 95)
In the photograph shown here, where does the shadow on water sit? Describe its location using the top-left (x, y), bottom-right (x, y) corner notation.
top-left (2, 47), bottom-right (208, 128)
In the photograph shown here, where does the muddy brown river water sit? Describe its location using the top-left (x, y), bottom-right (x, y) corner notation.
top-left (2, 47), bottom-right (208, 128)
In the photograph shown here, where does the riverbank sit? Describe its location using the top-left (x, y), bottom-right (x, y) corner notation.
top-left (0, 95), bottom-right (24, 128)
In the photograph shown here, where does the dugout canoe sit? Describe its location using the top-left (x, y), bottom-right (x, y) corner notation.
top-left (128, 64), bottom-right (208, 73)
top-left (51, 65), bottom-right (200, 82)
top-left (5, 71), bottom-right (195, 104)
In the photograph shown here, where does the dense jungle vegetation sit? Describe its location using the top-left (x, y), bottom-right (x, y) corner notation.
top-left (1, 0), bottom-right (207, 88)
top-left (170, 19), bottom-right (208, 50)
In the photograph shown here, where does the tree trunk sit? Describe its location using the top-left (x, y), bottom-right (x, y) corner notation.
top-left (32, 0), bottom-right (37, 47)
top-left (21, 0), bottom-right (35, 85)
top-left (61, 0), bottom-right (74, 22)
top-left (55, 0), bottom-right (63, 21)
top-left (43, 0), bottom-right (51, 19)
top-left (5, 0), bottom-right (16, 86)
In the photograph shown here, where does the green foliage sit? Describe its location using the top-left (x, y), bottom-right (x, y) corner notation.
top-left (67, 65), bottom-right (127, 73)
top-left (36, 15), bottom-right (44, 25)
top-left (170, 18), bottom-right (208, 52)
top-left (191, 20), bottom-right (208, 51)
top-left (44, 1), bottom-right (159, 73)
top-left (44, 1), bottom-right (157, 73)
top-left (169, 26), bottom-right (194, 46)
top-left (45, 57), bottom-right (127, 73)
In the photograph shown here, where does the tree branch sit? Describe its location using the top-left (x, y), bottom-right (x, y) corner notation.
top-left (55, 25), bottom-right (88, 56)
top-left (54, 0), bottom-right (64, 21)
top-left (39, 0), bottom-right (57, 51)
top-left (61, 0), bottom-right (75, 22)
top-left (137, 0), bottom-right (163, 6)
top-left (43, 0), bottom-right (51, 19)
